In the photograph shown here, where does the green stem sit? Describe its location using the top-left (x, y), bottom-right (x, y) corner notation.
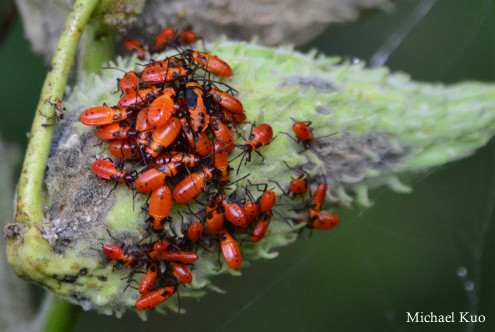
top-left (40, 296), bottom-right (80, 332)
top-left (15, 0), bottom-right (100, 226)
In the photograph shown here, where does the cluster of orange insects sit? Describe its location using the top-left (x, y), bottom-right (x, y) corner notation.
top-left (78, 27), bottom-right (339, 311)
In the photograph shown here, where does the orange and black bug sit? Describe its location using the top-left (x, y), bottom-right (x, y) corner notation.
top-left (147, 87), bottom-right (176, 127)
top-left (101, 243), bottom-right (138, 267)
top-left (145, 116), bottom-right (182, 158)
top-left (181, 117), bottom-right (213, 156)
top-left (148, 185), bottom-right (173, 232)
top-left (80, 106), bottom-right (132, 126)
top-left (109, 140), bottom-right (141, 160)
top-left (234, 123), bottom-right (274, 170)
top-left (242, 201), bottom-right (258, 225)
top-left (183, 50), bottom-right (232, 78)
top-left (251, 210), bottom-right (272, 243)
top-left (91, 159), bottom-right (133, 183)
top-left (309, 183), bottom-right (327, 218)
top-left (139, 263), bottom-right (158, 294)
top-left (177, 30), bottom-right (198, 44)
top-left (123, 38), bottom-right (146, 59)
top-left (117, 86), bottom-right (160, 109)
top-left (289, 177), bottom-right (307, 195)
top-left (221, 195), bottom-right (247, 227)
top-left (212, 141), bottom-right (230, 183)
top-left (187, 221), bottom-right (204, 242)
top-left (257, 190), bottom-right (276, 213)
top-left (292, 121), bottom-right (314, 149)
top-left (172, 167), bottom-right (214, 203)
top-left (185, 81), bottom-right (210, 133)
top-left (205, 86), bottom-right (243, 114)
top-left (135, 163), bottom-right (181, 193)
top-left (219, 229), bottom-right (242, 270)
top-left (135, 286), bottom-right (175, 311)
top-left (206, 195), bottom-right (224, 235)
top-left (171, 262), bottom-right (193, 284)
top-left (141, 58), bottom-right (189, 84)
top-left (149, 249), bottom-right (198, 263)
top-left (310, 212), bottom-right (340, 230)
top-left (209, 120), bottom-right (234, 152)
top-left (118, 71), bottom-right (140, 95)
top-left (96, 123), bottom-right (139, 140)
top-left (152, 27), bottom-right (176, 52)
top-left (151, 239), bottom-right (170, 253)
top-left (154, 152), bottom-right (201, 168)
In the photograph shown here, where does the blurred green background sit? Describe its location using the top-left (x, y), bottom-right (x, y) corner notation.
top-left (2, 0), bottom-right (495, 331)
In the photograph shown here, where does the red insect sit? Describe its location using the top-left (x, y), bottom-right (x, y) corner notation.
top-left (118, 71), bottom-right (140, 94)
top-left (210, 120), bottom-right (234, 152)
top-left (179, 116), bottom-right (213, 156)
top-left (185, 81), bottom-right (210, 133)
top-left (206, 196), bottom-right (224, 235)
top-left (135, 286), bottom-right (175, 311)
top-left (221, 195), bottom-right (247, 227)
top-left (141, 58), bottom-right (189, 84)
top-left (309, 183), bottom-right (327, 218)
top-left (242, 201), bottom-right (258, 225)
top-left (148, 185), bottom-right (172, 232)
top-left (139, 263), bottom-right (158, 294)
top-left (292, 121), bottom-right (314, 148)
top-left (257, 190), bottom-right (276, 213)
top-left (310, 212), bottom-right (340, 230)
top-left (154, 152), bottom-right (201, 168)
top-left (80, 106), bottom-right (131, 126)
top-left (96, 123), bottom-right (138, 140)
top-left (172, 167), bottom-right (214, 203)
top-left (147, 87), bottom-right (176, 127)
top-left (289, 177), bottom-right (307, 195)
top-left (187, 221), bottom-right (204, 242)
top-left (206, 86), bottom-right (243, 114)
top-left (152, 27), bottom-right (176, 51)
top-left (145, 117), bottom-right (182, 158)
top-left (123, 38), bottom-right (146, 59)
top-left (101, 244), bottom-right (138, 267)
top-left (151, 239), bottom-right (170, 253)
top-left (251, 210), bottom-right (272, 243)
top-left (117, 87), bottom-right (160, 109)
top-left (183, 50), bottom-right (232, 77)
top-left (91, 159), bottom-right (133, 183)
top-left (171, 262), bottom-right (193, 284)
top-left (212, 141), bottom-right (230, 183)
top-left (239, 123), bottom-right (273, 164)
top-left (149, 249), bottom-right (198, 263)
top-left (109, 140), bottom-right (141, 160)
top-left (219, 229), bottom-right (242, 270)
top-left (177, 30), bottom-right (198, 44)
top-left (135, 163), bottom-right (181, 193)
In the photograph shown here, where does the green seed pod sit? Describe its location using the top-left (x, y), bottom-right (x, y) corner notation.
top-left (6, 40), bottom-right (495, 316)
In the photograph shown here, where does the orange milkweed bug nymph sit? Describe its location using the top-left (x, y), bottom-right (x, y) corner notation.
top-left (123, 38), bottom-right (147, 59)
top-left (91, 159), bottom-right (133, 183)
top-left (135, 286), bottom-right (175, 310)
top-left (139, 263), bottom-right (158, 294)
top-left (172, 167), bottom-right (214, 203)
top-left (186, 221), bottom-right (204, 242)
top-left (171, 262), bottom-right (193, 284)
top-left (219, 229), bottom-right (242, 270)
top-left (148, 185), bottom-right (173, 232)
top-left (183, 50), bottom-right (232, 78)
top-left (80, 105), bottom-right (132, 126)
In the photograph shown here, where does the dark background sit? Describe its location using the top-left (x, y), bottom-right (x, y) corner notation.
top-left (1, 0), bottom-right (495, 331)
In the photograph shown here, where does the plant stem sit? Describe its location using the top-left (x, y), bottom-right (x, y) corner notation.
top-left (39, 295), bottom-right (80, 332)
top-left (15, 0), bottom-right (101, 227)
